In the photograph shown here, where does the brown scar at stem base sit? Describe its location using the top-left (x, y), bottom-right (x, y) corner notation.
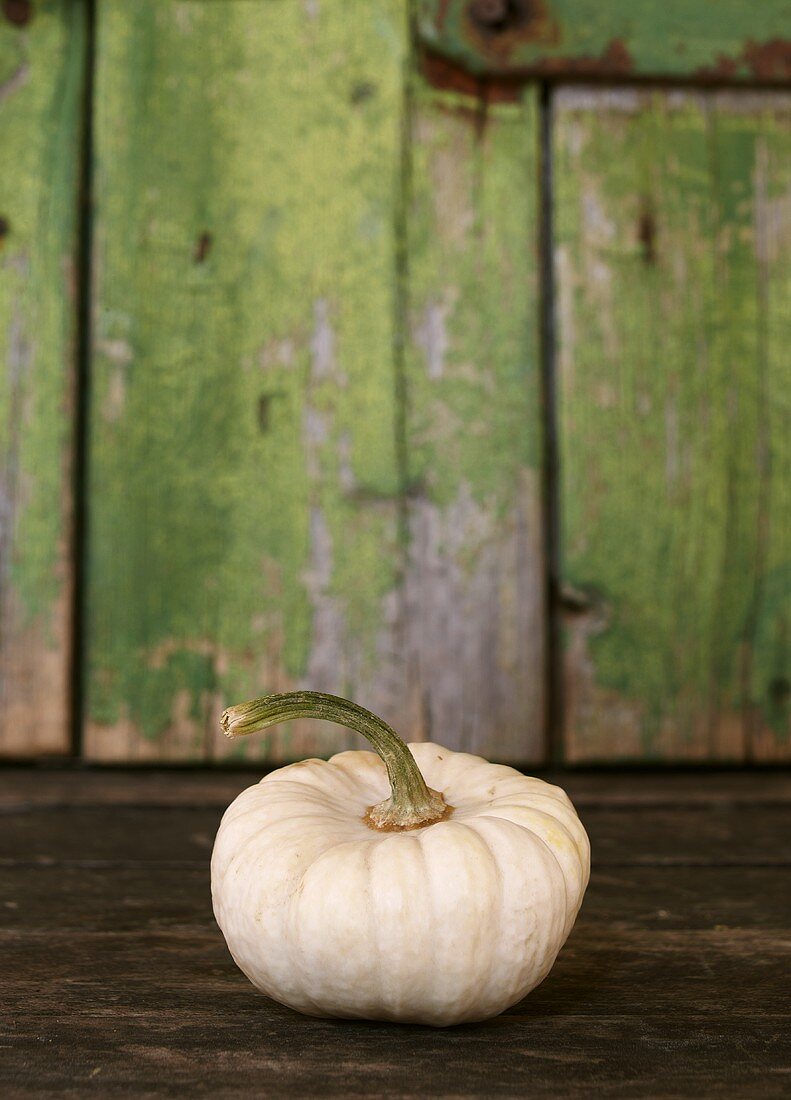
top-left (363, 799), bottom-right (455, 832)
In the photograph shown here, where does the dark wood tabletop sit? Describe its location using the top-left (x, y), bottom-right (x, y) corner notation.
top-left (1, 768), bottom-right (789, 1098)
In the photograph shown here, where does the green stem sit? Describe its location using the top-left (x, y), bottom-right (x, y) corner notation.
top-left (221, 690), bottom-right (448, 829)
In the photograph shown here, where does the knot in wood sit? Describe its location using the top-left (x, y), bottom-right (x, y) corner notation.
top-left (468, 0), bottom-right (513, 32)
top-left (2, 0), bottom-right (32, 27)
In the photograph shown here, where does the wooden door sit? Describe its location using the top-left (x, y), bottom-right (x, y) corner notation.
top-left (0, 1), bottom-right (788, 763)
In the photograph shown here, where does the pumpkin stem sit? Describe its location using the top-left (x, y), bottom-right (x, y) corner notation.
top-left (221, 690), bottom-right (448, 830)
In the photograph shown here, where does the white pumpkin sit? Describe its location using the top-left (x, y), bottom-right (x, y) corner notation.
top-left (211, 692), bottom-right (589, 1027)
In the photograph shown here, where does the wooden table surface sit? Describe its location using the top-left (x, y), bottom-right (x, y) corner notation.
top-left (1, 768), bottom-right (789, 1098)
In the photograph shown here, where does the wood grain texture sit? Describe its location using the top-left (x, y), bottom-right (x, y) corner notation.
top-left (86, 1), bottom-right (546, 764)
top-left (402, 83), bottom-right (544, 760)
top-left (86, 0), bottom-right (410, 761)
top-left (4, 863), bottom-right (789, 932)
top-left (3, 1012), bottom-right (788, 1099)
top-left (418, 0), bottom-right (791, 84)
top-left (1, 770), bottom-right (789, 1097)
top-left (3, 802), bottom-right (789, 867)
top-left (4, 927), bottom-right (788, 1020)
top-left (554, 88), bottom-right (791, 762)
top-left (0, 1), bottom-right (84, 756)
top-left (4, 765), bottom-right (791, 809)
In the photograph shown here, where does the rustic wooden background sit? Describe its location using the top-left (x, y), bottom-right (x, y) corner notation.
top-left (0, 0), bottom-right (789, 765)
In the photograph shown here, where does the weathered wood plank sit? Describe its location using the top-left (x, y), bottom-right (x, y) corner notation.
top-left (1, 976), bottom-right (788, 1097)
top-left (1, 777), bottom-right (789, 1097)
top-left (2, 926), bottom-right (790, 1018)
top-left (402, 81), bottom-right (545, 760)
top-left (3, 766), bottom-right (791, 809)
top-left (85, 0), bottom-right (411, 761)
top-left (554, 88), bottom-right (791, 762)
top-left (2, 864), bottom-right (788, 932)
top-left (418, 0), bottom-right (791, 84)
top-left (2, 803), bottom-right (788, 865)
top-left (0, 1), bottom-right (84, 755)
top-left (2, 1008), bottom-right (788, 1100)
top-left (750, 93), bottom-right (791, 762)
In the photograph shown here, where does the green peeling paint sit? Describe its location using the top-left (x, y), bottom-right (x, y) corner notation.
top-left (0, 1), bottom-right (82, 622)
top-left (401, 80), bottom-right (546, 762)
top-left (406, 85), bottom-right (542, 510)
top-left (86, 0), bottom-right (547, 764)
top-left (0, 1), bottom-right (84, 754)
top-left (555, 89), bottom-right (791, 761)
top-left (87, 0), bottom-right (408, 759)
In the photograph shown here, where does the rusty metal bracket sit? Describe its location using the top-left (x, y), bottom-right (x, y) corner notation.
top-left (417, 0), bottom-right (791, 85)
